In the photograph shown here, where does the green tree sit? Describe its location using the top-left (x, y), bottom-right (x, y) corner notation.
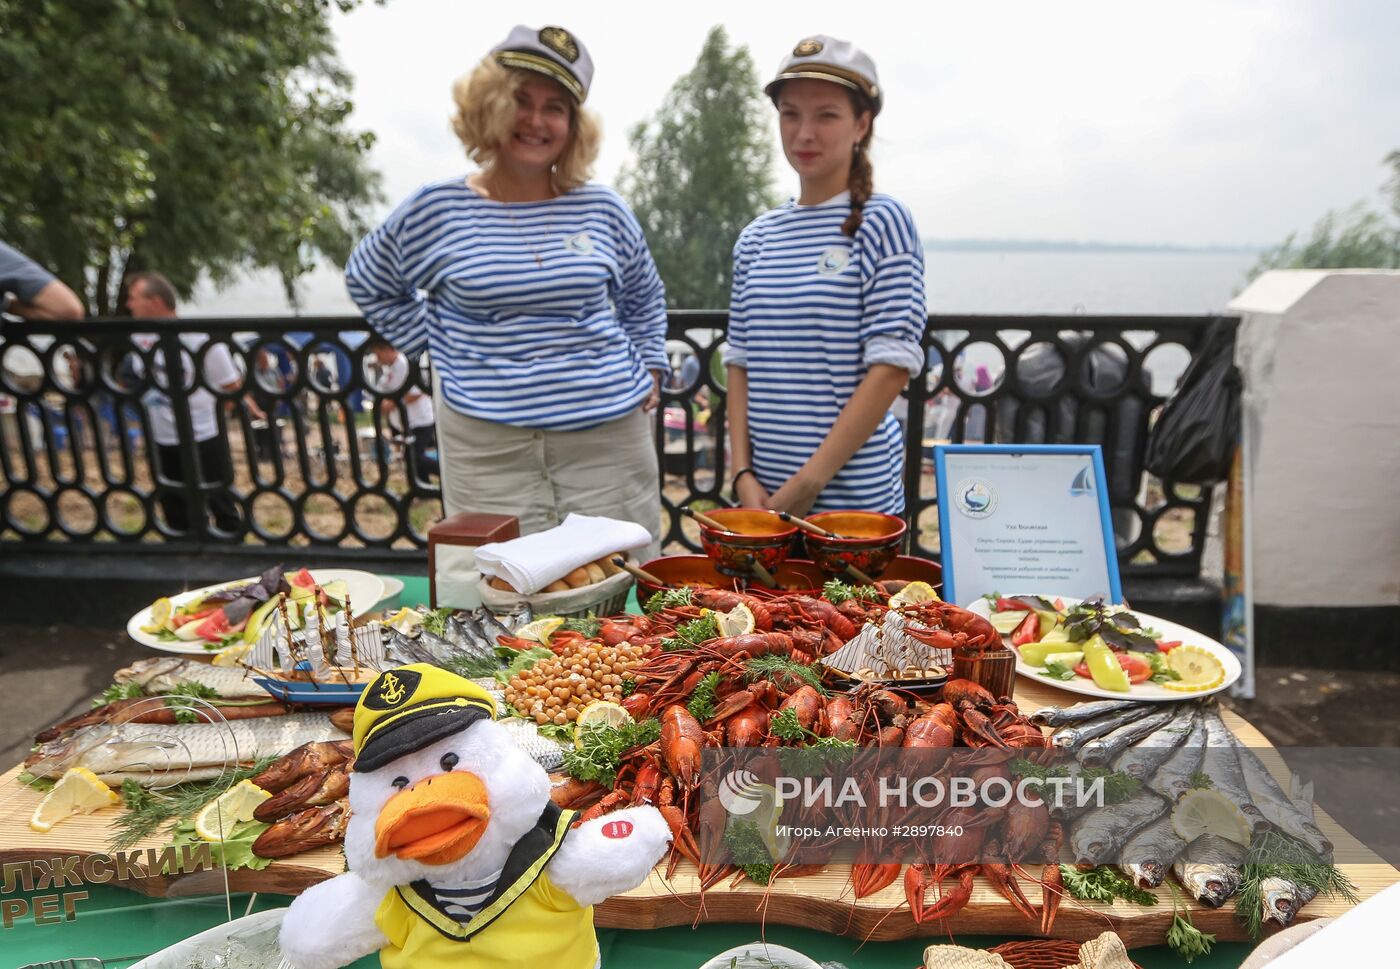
top-left (0, 0), bottom-right (383, 314)
top-left (619, 26), bottom-right (778, 309)
top-left (1248, 154), bottom-right (1400, 280)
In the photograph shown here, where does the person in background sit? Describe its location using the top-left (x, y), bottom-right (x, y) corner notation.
top-left (365, 338), bottom-right (439, 481)
top-left (126, 271), bottom-right (259, 535)
top-left (346, 25), bottom-right (667, 556)
top-left (726, 36), bottom-right (925, 515)
top-left (0, 241), bottom-right (84, 320)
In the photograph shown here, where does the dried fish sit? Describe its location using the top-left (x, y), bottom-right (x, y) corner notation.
top-left (1030, 698), bottom-right (1144, 727)
top-left (1052, 703), bottom-right (1161, 749)
top-left (1119, 814), bottom-right (1187, 888)
top-left (1069, 790), bottom-right (1168, 864)
top-left (1079, 707), bottom-right (1179, 767)
top-left (1173, 834), bottom-right (1246, 908)
top-left (114, 657), bottom-right (272, 698)
top-left (1199, 708), bottom-right (1272, 837)
top-left (1113, 704), bottom-right (1198, 783)
top-left (1259, 876), bottom-right (1303, 927)
top-left (1145, 712), bottom-right (1208, 804)
top-left (1228, 732), bottom-right (1333, 858)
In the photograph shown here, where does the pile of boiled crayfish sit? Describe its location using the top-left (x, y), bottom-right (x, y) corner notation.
top-left (544, 588), bottom-right (1060, 927)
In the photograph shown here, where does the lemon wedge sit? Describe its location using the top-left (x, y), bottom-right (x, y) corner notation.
top-left (889, 580), bottom-right (939, 608)
top-left (751, 784), bottom-right (791, 865)
top-left (194, 779), bottom-right (271, 843)
top-left (386, 607), bottom-right (423, 634)
top-left (714, 602), bottom-right (756, 637)
top-left (574, 701), bottom-right (633, 747)
top-left (517, 616), bottom-right (566, 647)
top-left (29, 767), bottom-right (120, 833)
top-left (1163, 646), bottom-right (1226, 692)
top-left (1172, 788), bottom-right (1251, 846)
top-left (211, 641), bottom-right (254, 667)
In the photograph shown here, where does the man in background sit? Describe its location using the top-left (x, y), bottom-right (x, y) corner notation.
top-left (365, 338), bottom-right (438, 481)
top-left (127, 271), bottom-right (255, 534)
top-left (1, 241), bottom-right (84, 320)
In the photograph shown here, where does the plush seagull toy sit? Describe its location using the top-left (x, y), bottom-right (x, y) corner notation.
top-left (280, 663), bottom-right (671, 969)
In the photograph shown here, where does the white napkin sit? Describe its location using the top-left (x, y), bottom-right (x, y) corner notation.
top-left (1266, 881), bottom-right (1400, 968)
top-left (473, 513), bottom-right (650, 595)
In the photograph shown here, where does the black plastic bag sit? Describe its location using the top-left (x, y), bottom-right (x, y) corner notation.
top-left (1143, 318), bottom-right (1241, 485)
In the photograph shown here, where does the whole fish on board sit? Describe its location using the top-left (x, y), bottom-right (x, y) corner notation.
top-left (1079, 707), bottom-right (1180, 767)
top-left (1030, 698), bottom-right (1145, 727)
top-left (1119, 813), bottom-right (1187, 888)
top-left (1145, 713), bottom-right (1208, 804)
top-left (474, 608), bottom-right (514, 647)
top-left (1112, 704), bottom-right (1198, 783)
top-left (113, 657), bottom-right (272, 697)
top-left (1199, 707), bottom-right (1271, 837)
top-left (1223, 723), bottom-right (1334, 858)
top-left (35, 696), bottom-right (292, 744)
top-left (1259, 876), bottom-right (1304, 927)
top-left (500, 717), bottom-right (568, 772)
top-left (1051, 703), bottom-right (1162, 749)
top-left (1070, 790), bottom-right (1169, 864)
top-left (24, 713), bottom-right (348, 786)
top-left (450, 614), bottom-right (496, 654)
top-left (1173, 833), bottom-right (1246, 908)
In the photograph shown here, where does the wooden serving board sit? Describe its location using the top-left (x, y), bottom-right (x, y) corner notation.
top-left (1, 679), bottom-right (1395, 948)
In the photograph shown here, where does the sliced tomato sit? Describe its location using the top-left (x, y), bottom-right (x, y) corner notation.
top-left (1118, 653), bottom-right (1152, 684)
top-left (193, 608), bottom-right (231, 640)
top-left (1156, 640), bottom-right (1182, 653)
top-left (289, 568), bottom-right (316, 588)
top-left (995, 597), bottom-right (1033, 612)
top-left (1072, 662), bottom-right (1094, 679)
top-left (1054, 598), bottom-right (1066, 611)
top-left (1010, 611), bottom-right (1040, 646)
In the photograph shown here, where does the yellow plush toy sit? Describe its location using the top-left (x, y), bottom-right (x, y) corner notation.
top-left (279, 664), bottom-right (671, 969)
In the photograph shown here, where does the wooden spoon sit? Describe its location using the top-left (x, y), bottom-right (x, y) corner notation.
top-left (611, 557), bottom-right (665, 587)
top-left (679, 506), bottom-right (732, 532)
top-left (777, 511), bottom-right (841, 539)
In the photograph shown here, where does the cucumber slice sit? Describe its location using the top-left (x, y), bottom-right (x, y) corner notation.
top-left (1039, 625), bottom-right (1073, 644)
top-left (989, 610), bottom-right (1029, 634)
top-left (1043, 650), bottom-right (1085, 668)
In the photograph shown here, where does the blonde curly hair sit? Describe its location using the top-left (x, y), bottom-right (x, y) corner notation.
top-left (451, 58), bottom-right (600, 194)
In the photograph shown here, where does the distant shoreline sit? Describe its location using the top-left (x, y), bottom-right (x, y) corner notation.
top-left (924, 238), bottom-right (1263, 255)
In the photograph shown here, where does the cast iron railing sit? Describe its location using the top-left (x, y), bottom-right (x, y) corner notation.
top-left (0, 312), bottom-right (1233, 576)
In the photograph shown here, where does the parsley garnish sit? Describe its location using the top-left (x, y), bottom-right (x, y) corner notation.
top-left (686, 671), bottom-right (722, 722)
top-left (661, 613), bottom-right (718, 651)
top-left (561, 718), bottom-right (662, 787)
top-left (1058, 864), bottom-right (1158, 906)
top-left (644, 587), bottom-right (693, 615)
top-left (821, 579), bottom-right (881, 605)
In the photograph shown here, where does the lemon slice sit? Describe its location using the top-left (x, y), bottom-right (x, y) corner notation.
top-left (194, 779), bottom-right (271, 843)
top-left (574, 701), bottom-right (633, 747)
top-left (715, 602), bottom-right (756, 637)
top-left (1171, 788), bottom-right (1251, 846)
top-left (211, 641), bottom-right (254, 667)
top-left (385, 607), bottom-right (423, 634)
top-left (517, 616), bottom-right (565, 646)
top-left (151, 597), bottom-right (174, 630)
top-left (752, 784), bottom-right (791, 865)
top-left (889, 580), bottom-right (939, 608)
top-left (29, 767), bottom-right (120, 833)
top-left (1163, 645), bottom-right (1225, 692)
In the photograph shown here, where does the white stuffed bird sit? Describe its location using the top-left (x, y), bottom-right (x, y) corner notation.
top-left (279, 664), bottom-right (670, 969)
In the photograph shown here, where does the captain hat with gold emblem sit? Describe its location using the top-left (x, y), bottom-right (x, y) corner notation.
top-left (765, 35), bottom-right (883, 116)
top-left (352, 663), bottom-right (498, 773)
top-left (491, 24), bottom-right (594, 103)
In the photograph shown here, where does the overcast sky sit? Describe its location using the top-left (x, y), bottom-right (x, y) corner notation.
top-left (333, 0), bottom-right (1398, 246)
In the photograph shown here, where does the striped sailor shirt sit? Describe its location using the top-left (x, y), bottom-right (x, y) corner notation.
top-left (727, 192), bottom-right (927, 514)
top-left (346, 178), bottom-right (669, 432)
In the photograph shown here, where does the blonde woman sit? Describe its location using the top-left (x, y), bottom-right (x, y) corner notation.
top-left (727, 36), bottom-right (926, 517)
top-left (347, 26), bottom-right (666, 552)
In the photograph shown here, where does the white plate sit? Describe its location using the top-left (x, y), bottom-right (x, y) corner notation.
top-left (127, 568), bottom-right (386, 655)
top-left (964, 595), bottom-right (1242, 702)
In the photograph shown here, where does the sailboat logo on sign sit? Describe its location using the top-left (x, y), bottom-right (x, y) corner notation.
top-left (1069, 466), bottom-right (1095, 497)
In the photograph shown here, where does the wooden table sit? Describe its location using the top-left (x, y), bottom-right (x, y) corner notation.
top-left (1, 677), bottom-right (1394, 948)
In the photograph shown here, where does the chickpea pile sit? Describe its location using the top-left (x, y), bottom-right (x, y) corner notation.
top-left (503, 639), bottom-right (646, 726)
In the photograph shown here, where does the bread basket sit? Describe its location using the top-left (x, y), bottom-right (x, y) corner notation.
top-left (476, 559), bottom-right (635, 620)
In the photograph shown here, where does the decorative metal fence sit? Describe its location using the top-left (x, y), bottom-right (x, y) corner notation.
top-left (0, 312), bottom-right (1233, 576)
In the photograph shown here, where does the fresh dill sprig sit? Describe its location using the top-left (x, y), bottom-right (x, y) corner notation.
top-left (1189, 771), bottom-right (1214, 790)
top-left (440, 652), bottom-right (502, 680)
top-left (562, 615), bottom-right (601, 638)
top-left (661, 613), bottom-right (718, 651)
top-left (1234, 830), bottom-right (1359, 938)
top-left (686, 671), bottom-right (722, 722)
top-left (109, 757), bottom-right (277, 851)
top-left (493, 646), bottom-right (554, 685)
top-left (742, 655), bottom-right (827, 695)
top-left (644, 587), bottom-right (693, 615)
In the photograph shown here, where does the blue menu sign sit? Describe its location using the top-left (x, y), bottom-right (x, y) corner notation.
top-left (934, 444), bottom-right (1123, 605)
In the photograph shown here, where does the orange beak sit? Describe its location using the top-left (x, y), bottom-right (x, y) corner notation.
top-left (374, 772), bottom-right (491, 865)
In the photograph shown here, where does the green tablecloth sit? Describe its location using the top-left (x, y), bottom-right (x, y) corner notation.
top-left (5, 885), bottom-right (1253, 967)
top-left (3, 574), bottom-right (1255, 966)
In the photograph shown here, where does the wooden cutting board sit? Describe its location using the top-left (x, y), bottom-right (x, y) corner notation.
top-left (0, 678), bottom-right (1394, 947)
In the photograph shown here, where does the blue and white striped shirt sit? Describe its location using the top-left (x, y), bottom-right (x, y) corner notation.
top-left (728, 192), bottom-right (926, 514)
top-left (346, 179), bottom-right (669, 431)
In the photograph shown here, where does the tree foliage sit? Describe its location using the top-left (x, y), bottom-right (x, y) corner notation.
top-left (619, 26), bottom-right (777, 309)
top-left (1249, 155), bottom-right (1400, 280)
top-left (0, 0), bottom-right (383, 313)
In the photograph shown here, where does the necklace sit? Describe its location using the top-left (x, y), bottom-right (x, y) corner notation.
top-left (471, 173), bottom-right (556, 268)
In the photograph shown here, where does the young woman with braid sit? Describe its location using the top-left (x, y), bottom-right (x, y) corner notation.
top-left (726, 36), bottom-right (926, 516)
